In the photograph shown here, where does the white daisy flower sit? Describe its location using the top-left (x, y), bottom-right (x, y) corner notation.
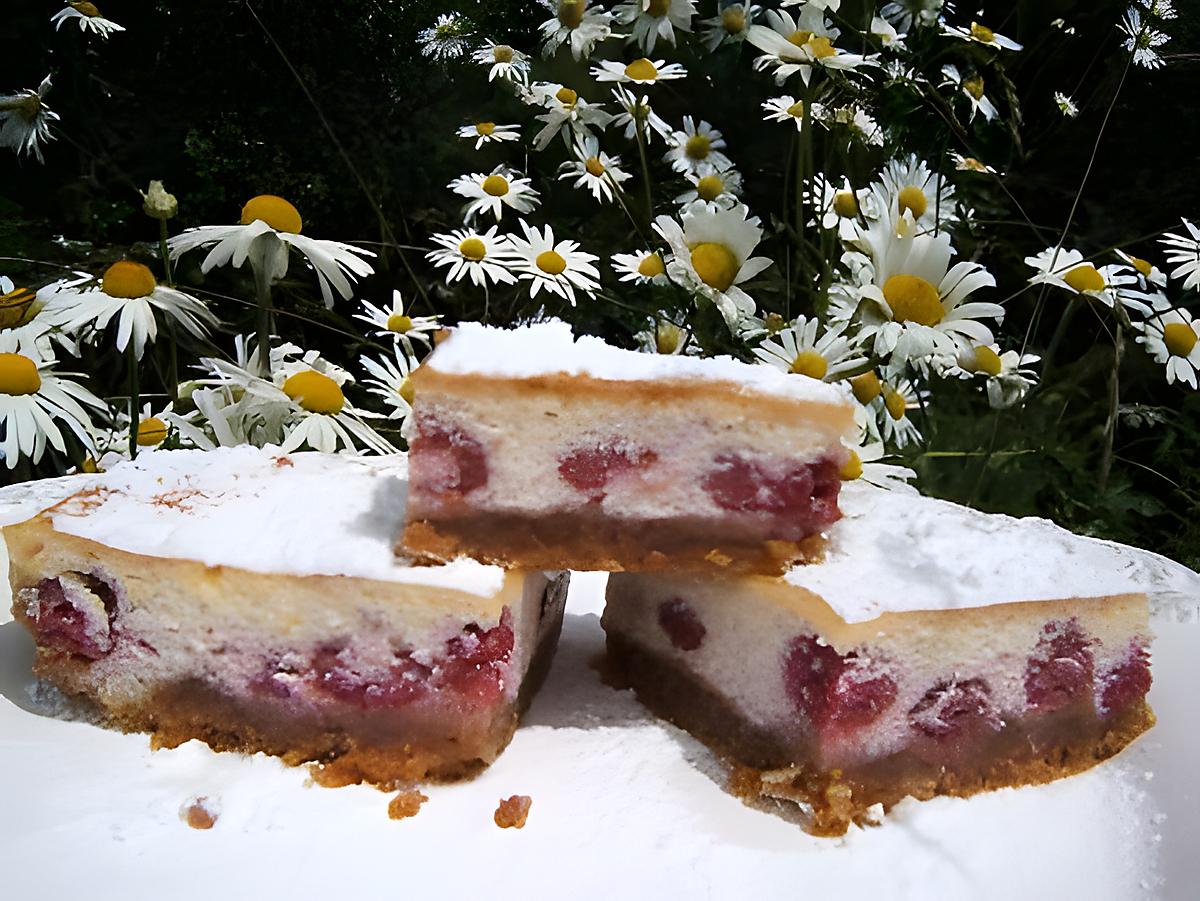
top-left (633, 317), bottom-right (697, 355)
top-left (472, 42), bottom-right (531, 83)
top-left (1054, 91), bottom-right (1079, 117)
top-left (610, 85), bottom-right (673, 143)
top-left (869, 15), bottom-right (906, 48)
top-left (653, 203), bottom-right (772, 327)
top-left (1134, 308), bottom-right (1200, 388)
top-left (813, 176), bottom-right (878, 238)
top-left (1024, 247), bottom-right (1153, 316)
top-left (1115, 250), bottom-right (1168, 291)
top-left (1160, 219), bottom-right (1200, 291)
top-left (54, 261), bottom-right (218, 361)
top-left (95, 401), bottom-right (196, 464)
top-left (427, 225), bottom-right (518, 288)
top-left (698, 2), bottom-right (757, 51)
top-left (663, 116), bottom-right (733, 177)
top-left (1120, 7), bottom-right (1169, 70)
top-left (169, 194), bottom-right (376, 309)
top-left (1111, 251), bottom-right (1169, 314)
top-left (857, 229), bottom-right (1002, 370)
top-left (539, 0), bottom-right (613, 60)
top-left (840, 412), bottom-right (918, 493)
top-left (0, 76), bottom-right (60, 163)
top-left (449, 166), bottom-right (541, 222)
top-left (456, 121), bottom-right (522, 149)
top-left (508, 221), bottom-right (602, 305)
top-left (761, 95), bottom-right (826, 131)
top-left (558, 135), bottom-right (633, 204)
top-left (881, 0), bottom-right (944, 33)
top-left (0, 334), bottom-right (104, 468)
top-left (200, 342), bottom-right (395, 455)
top-left (941, 64), bottom-right (999, 122)
top-left (944, 343), bottom-right (1041, 409)
top-left (527, 82), bottom-right (613, 150)
top-left (952, 154), bottom-right (1000, 175)
top-left (675, 167), bottom-right (743, 210)
top-left (50, 2), bottom-right (125, 38)
top-left (360, 346), bottom-right (421, 421)
top-left (752, 315), bottom-right (864, 382)
top-left (869, 154), bottom-right (958, 234)
top-left (874, 377), bottom-right (925, 448)
top-left (614, 0), bottom-right (696, 54)
top-left (612, 249), bottom-right (670, 285)
top-left (168, 381), bottom-right (260, 451)
top-left (833, 106), bottom-right (885, 147)
top-left (746, 7), bottom-right (873, 86)
top-left (353, 291), bottom-right (441, 355)
top-left (591, 57), bottom-right (688, 85)
top-left (418, 13), bottom-right (474, 61)
top-left (0, 275), bottom-right (83, 357)
top-left (943, 21), bottom-right (1023, 51)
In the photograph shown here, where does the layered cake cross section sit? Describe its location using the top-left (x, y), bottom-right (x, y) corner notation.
top-left (603, 483), bottom-right (1196, 835)
top-left (4, 447), bottom-right (568, 787)
top-left (401, 320), bottom-right (857, 574)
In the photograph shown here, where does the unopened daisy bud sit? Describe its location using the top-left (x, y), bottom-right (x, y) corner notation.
top-left (655, 320), bottom-right (683, 354)
top-left (764, 312), bottom-right (786, 335)
top-left (141, 180), bottom-right (178, 221)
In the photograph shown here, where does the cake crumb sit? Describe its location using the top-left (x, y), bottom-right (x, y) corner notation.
top-left (494, 795), bottom-right (532, 829)
top-left (179, 796), bottom-right (219, 830)
top-left (388, 790), bottom-right (428, 820)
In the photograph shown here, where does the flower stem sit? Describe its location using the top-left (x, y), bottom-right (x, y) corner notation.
top-left (634, 117), bottom-right (653, 232)
top-left (1098, 325), bottom-right (1124, 491)
top-left (127, 346), bottom-right (140, 461)
top-left (158, 219), bottom-right (174, 287)
top-left (254, 267), bottom-right (274, 379)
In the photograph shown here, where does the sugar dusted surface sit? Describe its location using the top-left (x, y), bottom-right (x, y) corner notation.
top-left (425, 320), bottom-right (851, 407)
top-left (2, 447), bottom-right (506, 597)
top-left (791, 483), bottom-right (1200, 624)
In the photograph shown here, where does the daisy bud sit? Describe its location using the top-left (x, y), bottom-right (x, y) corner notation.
top-left (142, 180), bottom-right (178, 221)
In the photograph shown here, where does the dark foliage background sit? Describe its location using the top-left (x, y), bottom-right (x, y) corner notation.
top-left (2, 1), bottom-right (1198, 565)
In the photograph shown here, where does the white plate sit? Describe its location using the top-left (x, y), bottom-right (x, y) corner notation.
top-left (1, 569), bottom-right (1195, 900)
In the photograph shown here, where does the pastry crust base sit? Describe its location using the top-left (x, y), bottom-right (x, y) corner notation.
top-left (606, 633), bottom-right (1155, 836)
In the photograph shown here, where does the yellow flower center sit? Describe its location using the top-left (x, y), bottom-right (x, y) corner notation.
top-left (71, 2), bottom-right (100, 16)
top-left (558, 0), bottom-right (587, 29)
top-left (786, 100), bottom-right (805, 118)
top-left (972, 345), bottom-right (1003, 377)
top-left (102, 261), bottom-right (157, 299)
top-left (963, 75), bottom-right (985, 100)
top-left (458, 237), bottom-right (487, 261)
top-left (1064, 264), bottom-right (1104, 293)
top-left (475, 121), bottom-right (496, 136)
top-left (805, 36), bottom-right (836, 59)
top-left (690, 242), bottom-right (739, 292)
top-left (399, 376), bottom-right (415, 405)
top-left (696, 175), bottom-right (725, 202)
top-left (789, 349), bottom-right (828, 380)
top-left (637, 253), bottom-right (666, 278)
top-left (240, 194), bottom-right (303, 234)
top-left (787, 29), bottom-right (813, 47)
top-left (585, 156), bottom-right (606, 177)
top-left (883, 385), bottom-right (908, 421)
top-left (481, 174), bottom-right (510, 197)
top-left (721, 7), bottom-right (746, 34)
top-left (882, 274), bottom-right (944, 326)
top-left (1163, 322), bottom-right (1198, 358)
top-left (839, 450), bottom-right (863, 481)
top-left (493, 44), bottom-right (514, 63)
top-left (970, 22), bottom-right (995, 43)
top-left (685, 134), bottom-right (711, 160)
top-left (646, 0), bottom-right (670, 17)
top-left (282, 370), bottom-right (345, 415)
top-left (833, 190), bottom-right (859, 218)
top-left (624, 58), bottom-right (659, 81)
top-left (897, 185), bottom-right (927, 219)
top-left (536, 250), bottom-right (568, 275)
top-left (1129, 255), bottom-right (1153, 277)
top-left (0, 287), bottom-right (37, 330)
top-left (556, 87), bottom-right (578, 107)
top-left (655, 320), bottom-right (682, 354)
top-left (0, 353), bottom-right (41, 396)
top-left (850, 370), bottom-right (881, 404)
top-left (386, 314), bottom-right (414, 333)
top-left (137, 417), bottom-right (168, 447)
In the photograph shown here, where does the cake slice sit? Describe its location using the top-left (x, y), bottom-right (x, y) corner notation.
top-left (603, 482), bottom-right (1197, 835)
top-left (5, 446), bottom-right (568, 787)
top-left (401, 320), bottom-right (856, 574)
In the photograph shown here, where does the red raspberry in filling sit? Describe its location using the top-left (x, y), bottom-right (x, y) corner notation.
top-left (702, 456), bottom-right (841, 537)
top-left (908, 678), bottom-right (1002, 739)
top-left (413, 418), bottom-right (488, 495)
top-left (309, 646), bottom-right (433, 708)
top-left (657, 598), bottom-right (706, 651)
top-left (782, 635), bottom-right (897, 730)
top-left (1097, 641), bottom-right (1152, 715)
top-left (557, 440), bottom-right (657, 497)
top-left (29, 574), bottom-right (118, 660)
top-left (1024, 619), bottom-right (1095, 712)
top-left (439, 617), bottom-right (515, 704)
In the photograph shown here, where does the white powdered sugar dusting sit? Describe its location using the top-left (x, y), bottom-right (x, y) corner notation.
top-left (0, 446), bottom-right (506, 596)
top-left (425, 319), bottom-right (852, 406)
top-left (790, 482), bottom-right (1200, 624)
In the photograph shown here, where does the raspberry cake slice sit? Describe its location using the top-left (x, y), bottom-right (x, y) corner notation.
top-left (402, 320), bottom-right (855, 574)
top-left (4, 447), bottom-right (568, 788)
top-left (603, 483), bottom-right (1198, 835)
